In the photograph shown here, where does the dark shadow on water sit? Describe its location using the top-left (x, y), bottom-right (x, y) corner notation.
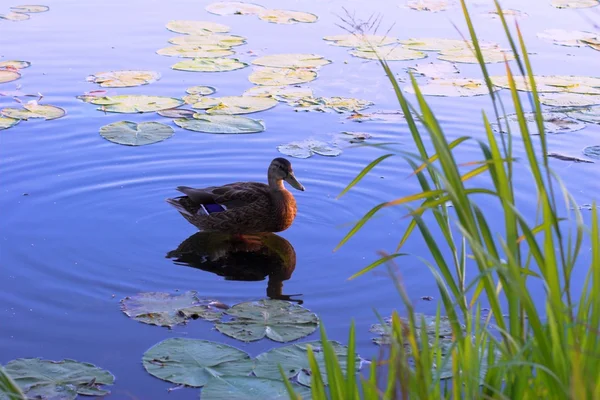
top-left (166, 232), bottom-right (303, 304)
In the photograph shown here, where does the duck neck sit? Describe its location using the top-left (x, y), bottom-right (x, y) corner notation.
top-left (268, 176), bottom-right (285, 191)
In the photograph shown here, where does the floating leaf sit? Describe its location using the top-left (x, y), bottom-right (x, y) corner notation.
top-left (537, 29), bottom-right (599, 47)
top-left (10, 5), bottom-right (49, 12)
top-left (257, 9), bottom-right (318, 24)
top-left (350, 46), bottom-right (427, 61)
top-left (215, 299), bottom-right (318, 342)
top-left (0, 60), bottom-right (31, 69)
top-left (407, 62), bottom-right (459, 78)
top-left (583, 145), bottom-right (600, 159)
top-left (347, 110), bottom-right (405, 123)
top-left (166, 20), bottom-right (230, 35)
top-left (567, 106), bottom-right (600, 124)
top-left (492, 112), bottom-right (586, 134)
top-left (99, 121), bottom-right (174, 146)
top-left (486, 8), bottom-right (528, 18)
top-left (405, 78), bottom-right (493, 96)
top-left (175, 115), bottom-right (265, 134)
top-left (438, 46), bottom-right (513, 63)
top-left (143, 339), bottom-right (253, 388)
top-left (581, 37), bottom-right (600, 51)
top-left (0, 12), bottom-right (30, 21)
top-left (406, 0), bottom-right (453, 12)
top-left (156, 45), bottom-right (234, 58)
top-left (172, 57), bottom-right (248, 72)
top-left (539, 93), bottom-right (600, 107)
top-left (88, 70), bottom-right (160, 88)
top-left (186, 96), bottom-right (277, 114)
top-left (157, 108), bottom-right (196, 118)
top-left (187, 85), bottom-right (216, 95)
top-left (169, 34), bottom-right (246, 47)
top-left (278, 139), bottom-right (342, 158)
top-left (80, 95), bottom-right (184, 113)
top-left (0, 70), bottom-right (21, 83)
top-left (340, 131), bottom-right (372, 143)
top-left (551, 0), bottom-right (599, 8)
top-left (370, 314), bottom-right (457, 349)
top-left (243, 85), bottom-right (313, 103)
top-left (252, 53), bottom-right (331, 69)
top-left (547, 152), bottom-right (594, 163)
top-left (491, 75), bottom-right (600, 94)
top-left (400, 37), bottom-right (475, 51)
top-left (292, 96), bottom-right (373, 113)
top-left (1, 104), bottom-right (65, 120)
top-left (254, 341), bottom-right (359, 386)
top-left (201, 376), bottom-right (312, 400)
top-left (249, 67), bottom-right (317, 86)
top-left (3, 358), bottom-right (114, 399)
top-left (323, 34), bottom-right (398, 48)
top-left (0, 116), bottom-right (20, 130)
top-left (205, 1), bottom-right (266, 15)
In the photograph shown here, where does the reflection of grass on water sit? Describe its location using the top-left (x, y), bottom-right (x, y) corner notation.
top-left (284, 0), bottom-right (600, 398)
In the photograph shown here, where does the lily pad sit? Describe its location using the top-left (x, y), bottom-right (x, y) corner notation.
top-left (186, 96), bottom-right (278, 114)
top-left (1, 103), bottom-right (65, 120)
top-left (400, 37), bottom-right (475, 52)
top-left (187, 85), bottom-right (216, 95)
top-left (292, 96), bottom-right (373, 113)
top-left (157, 108), bottom-right (196, 118)
top-left (539, 93), bottom-right (600, 107)
top-left (278, 139), bottom-right (342, 158)
top-left (0, 70), bottom-right (21, 84)
top-left (350, 46), bottom-right (426, 61)
top-left (537, 29), bottom-right (599, 47)
top-left (370, 314), bottom-right (456, 348)
top-left (0, 116), bottom-right (20, 130)
top-left (201, 376), bottom-right (312, 400)
top-left (323, 34), bottom-right (398, 48)
top-left (492, 112), bottom-right (586, 134)
top-left (166, 20), bottom-right (230, 35)
top-left (486, 8), bottom-right (528, 18)
top-left (3, 358), bottom-right (114, 399)
top-left (0, 60), bottom-right (31, 69)
top-left (243, 86), bottom-right (313, 103)
top-left (252, 53), bottom-right (331, 69)
top-left (406, 0), bottom-right (453, 12)
top-left (0, 12), bottom-right (30, 21)
top-left (80, 95), bottom-right (183, 113)
top-left (249, 67), bottom-right (317, 86)
top-left (438, 46), bottom-right (513, 63)
top-left (99, 121), bottom-right (174, 146)
top-left (257, 9), bottom-right (318, 24)
top-left (582, 37), bottom-right (600, 51)
top-left (583, 145), bottom-right (600, 159)
top-left (407, 62), bottom-right (459, 78)
top-left (491, 75), bottom-right (600, 94)
top-left (172, 57), bottom-right (248, 72)
top-left (175, 115), bottom-right (265, 133)
top-left (346, 110), bottom-right (406, 123)
top-left (405, 78), bottom-right (493, 97)
top-left (551, 0), bottom-right (599, 8)
top-left (567, 106), bottom-right (600, 124)
top-left (547, 152), bottom-right (594, 163)
top-left (215, 299), bottom-right (318, 342)
top-left (143, 338), bottom-right (254, 387)
top-left (205, 1), bottom-right (266, 15)
top-left (156, 45), bottom-right (235, 58)
top-left (10, 5), bottom-right (49, 12)
top-left (254, 340), bottom-right (359, 386)
top-left (88, 70), bottom-right (160, 88)
top-left (169, 34), bottom-right (246, 47)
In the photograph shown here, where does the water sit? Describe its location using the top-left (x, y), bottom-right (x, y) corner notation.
top-left (1, 0), bottom-right (599, 398)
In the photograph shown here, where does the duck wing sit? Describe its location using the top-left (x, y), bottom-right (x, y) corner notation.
top-left (176, 183), bottom-right (269, 210)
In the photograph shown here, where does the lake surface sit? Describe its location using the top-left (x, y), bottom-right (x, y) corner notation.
top-left (1, 0), bottom-right (599, 398)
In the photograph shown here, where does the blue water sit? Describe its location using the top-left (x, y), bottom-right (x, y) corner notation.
top-left (1, 0), bottom-right (599, 398)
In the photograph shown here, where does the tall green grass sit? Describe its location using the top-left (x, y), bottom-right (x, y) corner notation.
top-left (284, 0), bottom-right (600, 398)
top-left (0, 366), bottom-right (24, 400)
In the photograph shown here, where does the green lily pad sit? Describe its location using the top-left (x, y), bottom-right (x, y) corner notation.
top-left (254, 341), bottom-right (359, 387)
top-left (172, 57), bottom-right (248, 72)
top-left (278, 139), bottom-right (342, 158)
top-left (492, 112), bottom-right (586, 134)
top-left (258, 9), bottom-right (318, 24)
top-left (175, 115), bottom-right (265, 133)
top-left (3, 358), bottom-right (114, 399)
top-left (80, 95), bottom-right (184, 113)
top-left (583, 145), bottom-right (600, 159)
top-left (405, 78), bottom-right (493, 97)
top-left (350, 46), bottom-right (427, 61)
top-left (169, 34), bottom-right (246, 47)
top-left (201, 376), bottom-right (312, 400)
top-left (407, 62), bottom-right (459, 78)
top-left (142, 338), bottom-right (254, 387)
top-left (243, 85), bottom-right (313, 103)
top-left (370, 314), bottom-right (456, 348)
top-left (0, 12), bottom-right (30, 21)
top-left (205, 1), bottom-right (266, 15)
top-left (491, 75), bottom-right (600, 94)
top-left (0, 60), bottom-right (31, 69)
top-left (252, 53), bottom-right (331, 69)
top-left (323, 34), bottom-right (398, 48)
top-left (157, 108), bottom-right (196, 118)
top-left (539, 93), bottom-right (600, 107)
top-left (99, 121), bottom-right (174, 146)
top-left (215, 299), bottom-right (318, 342)
top-left (567, 106), bottom-right (600, 124)
top-left (537, 29), bottom-right (599, 47)
top-left (1, 104), bottom-right (65, 120)
top-left (400, 37), bottom-right (477, 52)
top-left (186, 96), bottom-right (278, 114)
top-left (406, 0), bottom-right (452, 12)
top-left (551, 0), bottom-right (599, 8)
top-left (187, 85), bottom-right (216, 95)
top-left (166, 20), bottom-right (230, 35)
top-left (10, 5), bottom-right (49, 12)
top-left (438, 46), bottom-right (513, 63)
top-left (249, 67), bottom-right (317, 86)
top-left (156, 45), bottom-right (234, 58)
top-left (291, 96), bottom-right (373, 113)
top-left (0, 116), bottom-right (20, 130)
top-left (88, 70), bottom-right (160, 88)
top-left (0, 70), bottom-right (21, 83)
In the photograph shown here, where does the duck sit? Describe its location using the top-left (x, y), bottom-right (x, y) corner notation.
top-left (166, 157), bottom-right (305, 234)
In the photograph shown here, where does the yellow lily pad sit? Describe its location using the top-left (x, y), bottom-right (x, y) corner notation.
top-left (350, 46), bottom-right (427, 61)
top-left (243, 86), bottom-right (313, 102)
top-left (0, 12), bottom-right (30, 21)
top-left (0, 70), bottom-right (21, 83)
top-left (80, 95), bottom-right (184, 113)
top-left (205, 1), bottom-right (266, 15)
top-left (0, 116), bottom-right (20, 130)
top-left (323, 34), bottom-right (398, 48)
top-left (156, 45), bottom-right (234, 58)
top-left (407, 62), bottom-right (459, 78)
top-left (175, 115), bottom-right (265, 134)
top-left (99, 121), bottom-right (174, 146)
top-left (166, 20), bottom-right (230, 35)
top-left (10, 5), bottom-right (49, 12)
top-left (249, 67), bottom-right (317, 86)
top-left (291, 96), bottom-right (373, 113)
top-left (1, 103), bottom-right (65, 120)
top-left (172, 58), bottom-right (248, 72)
top-left (186, 96), bottom-right (278, 114)
top-left (257, 9), bottom-right (318, 24)
top-left (491, 75), bottom-right (600, 94)
top-left (406, 0), bottom-right (453, 12)
top-left (551, 0), bottom-right (599, 8)
top-left (567, 106), bottom-right (600, 124)
top-left (539, 93), bottom-right (600, 107)
top-left (169, 34), bottom-right (246, 47)
top-left (252, 53), bottom-right (331, 69)
top-left (0, 60), bottom-right (31, 69)
top-left (537, 29), bottom-right (599, 47)
top-left (492, 112), bottom-right (586, 134)
top-left (405, 78), bottom-right (494, 97)
top-left (88, 70), bottom-right (160, 88)
top-left (187, 86), bottom-right (216, 95)
top-left (438, 46), bottom-right (513, 63)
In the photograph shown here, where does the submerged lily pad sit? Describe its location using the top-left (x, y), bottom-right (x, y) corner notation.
top-left (492, 112), bottom-right (586, 134)
top-left (406, 0), bottom-right (453, 12)
top-left (175, 115), bottom-right (265, 133)
top-left (551, 0), bottom-right (599, 8)
top-left (143, 338), bottom-right (254, 387)
top-left (187, 85), bottom-right (216, 95)
top-left (243, 85), bottom-right (313, 103)
top-left (172, 57), bottom-right (248, 72)
top-left (491, 75), bottom-right (600, 94)
top-left (567, 106), bottom-right (600, 124)
top-left (350, 46), bottom-right (427, 61)
top-left (292, 96), bottom-right (373, 113)
top-left (0, 60), bottom-right (31, 69)
top-left (215, 299), bottom-right (318, 342)
top-left (323, 34), bottom-right (398, 48)
top-left (166, 20), bottom-right (230, 35)
top-left (10, 5), bottom-right (49, 12)
top-left (438, 46), bottom-right (513, 63)
top-left (205, 1), bottom-right (266, 15)
top-left (202, 376), bottom-right (312, 400)
top-left (169, 34), bottom-right (246, 47)
top-left (407, 62), bottom-right (459, 78)
top-left (252, 53), bottom-right (331, 69)
top-left (88, 70), bottom-right (160, 88)
top-left (405, 78), bottom-right (493, 97)
top-left (249, 67), bottom-right (317, 86)
top-left (278, 139), bottom-right (342, 159)
top-left (537, 29), bottom-right (599, 47)
top-left (80, 95), bottom-right (184, 113)
top-left (0, 116), bottom-right (20, 130)
top-left (539, 93), bottom-right (600, 107)
top-left (99, 121), bottom-right (174, 146)
top-left (0, 12), bottom-right (30, 21)
top-left (583, 145), bottom-right (600, 159)
top-left (3, 358), bottom-right (114, 399)
top-left (156, 45), bottom-right (234, 58)
top-left (0, 70), bottom-right (21, 83)
top-left (257, 9), bottom-right (318, 24)
top-left (187, 96), bottom-right (277, 114)
top-left (1, 104), bottom-right (65, 120)
top-left (157, 108), bottom-right (196, 118)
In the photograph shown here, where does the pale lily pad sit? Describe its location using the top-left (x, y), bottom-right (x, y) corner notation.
top-left (88, 70), bottom-right (160, 88)
top-left (253, 341), bottom-right (359, 387)
top-left (3, 358), bottom-right (114, 399)
top-left (539, 93), bottom-right (600, 107)
top-left (486, 8), bottom-right (528, 18)
top-left (0, 60), bottom-right (31, 69)
top-left (206, 1), bottom-right (266, 15)
top-left (438, 46), bottom-right (513, 63)
top-left (406, 0), bottom-right (453, 12)
top-left (405, 78), bottom-right (493, 97)
top-left (169, 34), bottom-right (246, 47)
top-left (0, 70), bottom-right (21, 83)
top-left (370, 314), bottom-right (456, 349)
top-left (567, 106), bottom-right (600, 124)
top-left (187, 85), bottom-right (216, 95)
top-left (400, 37), bottom-right (474, 52)
top-left (1, 103), bottom-right (65, 120)
top-left (492, 112), bottom-right (586, 134)
top-left (0, 12), bottom-right (30, 21)
top-left (491, 75), bottom-right (600, 94)
top-left (407, 62), bottom-right (459, 78)
top-left (156, 45), bottom-right (235, 58)
top-left (0, 116), bottom-right (20, 130)
top-left (350, 46), bottom-right (427, 61)
top-left (292, 96), bottom-right (373, 113)
top-left (548, 152), bottom-right (594, 163)
top-left (166, 20), bottom-right (230, 35)
top-left (157, 108), bottom-right (196, 118)
top-left (583, 145), bottom-right (600, 159)
top-left (258, 9), bottom-right (318, 24)
top-left (175, 115), bottom-right (265, 133)
top-left (278, 139), bottom-right (342, 158)
top-left (80, 95), bottom-right (184, 113)
top-left (99, 121), bottom-right (174, 146)
top-left (186, 96), bottom-right (277, 114)
top-left (172, 57), bottom-right (248, 72)
top-left (143, 338), bottom-right (254, 387)
top-left (323, 34), bottom-right (398, 48)
top-left (215, 299), bottom-right (318, 342)
top-left (249, 67), bottom-right (317, 86)
top-left (346, 110), bottom-right (405, 123)
top-left (537, 29), bottom-right (599, 47)
top-left (551, 0), bottom-right (599, 8)
top-left (10, 5), bottom-right (49, 12)
top-left (340, 131), bottom-right (372, 143)
top-left (252, 53), bottom-right (331, 69)
top-left (201, 376), bottom-right (312, 400)
top-left (243, 85), bottom-right (313, 103)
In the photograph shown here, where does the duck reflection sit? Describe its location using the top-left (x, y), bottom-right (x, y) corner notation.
top-left (166, 232), bottom-right (302, 304)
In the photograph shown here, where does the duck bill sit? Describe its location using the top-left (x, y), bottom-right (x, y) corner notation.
top-left (285, 172), bottom-right (305, 191)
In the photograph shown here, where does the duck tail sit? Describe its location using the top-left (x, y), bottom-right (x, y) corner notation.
top-left (166, 197), bottom-right (194, 216)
